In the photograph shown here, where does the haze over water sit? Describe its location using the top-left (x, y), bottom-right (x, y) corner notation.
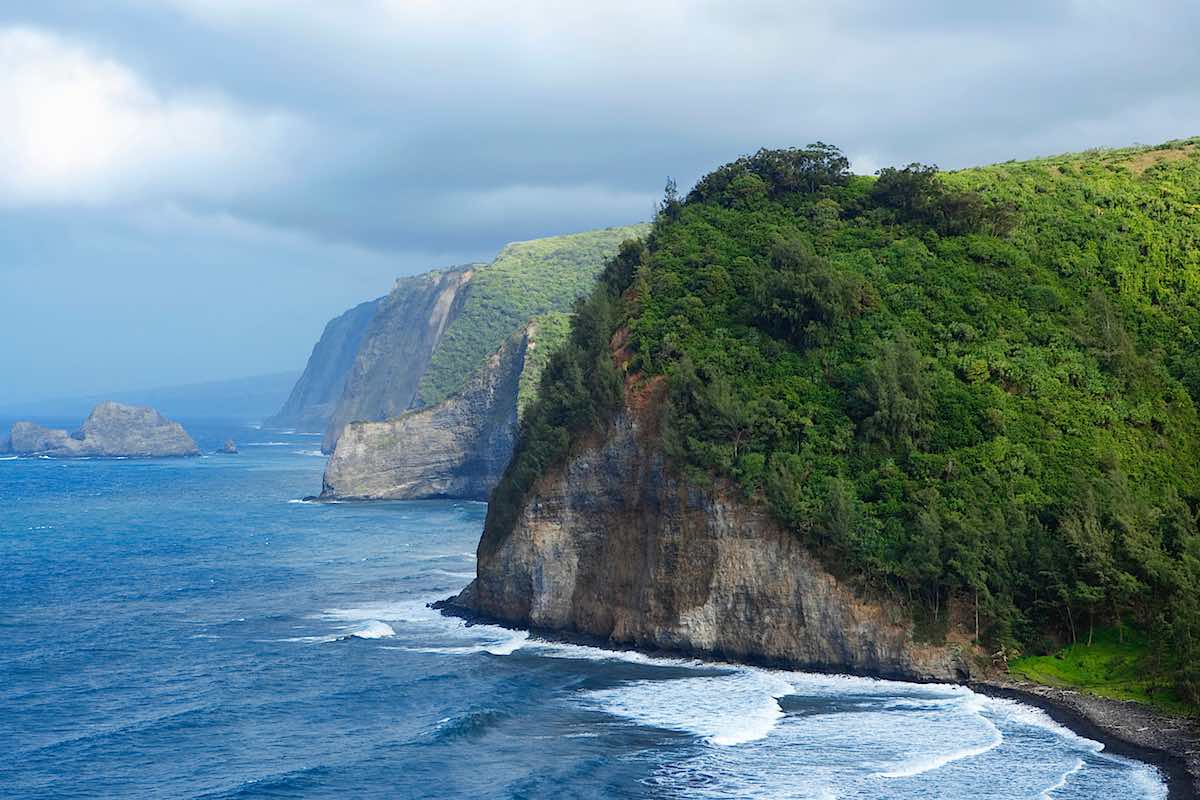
top-left (0, 422), bottom-right (1167, 798)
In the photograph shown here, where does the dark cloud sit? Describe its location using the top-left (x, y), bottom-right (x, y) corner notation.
top-left (1, 1), bottom-right (1198, 400)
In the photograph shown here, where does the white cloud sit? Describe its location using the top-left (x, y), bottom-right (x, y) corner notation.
top-left (0, 26), bottom-right (310, 206)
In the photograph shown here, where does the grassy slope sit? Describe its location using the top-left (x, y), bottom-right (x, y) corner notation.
top-left (417, 224), bottom-right (649, 406)
top-left (490, 138), bottom-right (1200, 711)
top-left (1010, 627), bottom-right (1193, 715)
top-left (517, 312), bottom-right (571, 417)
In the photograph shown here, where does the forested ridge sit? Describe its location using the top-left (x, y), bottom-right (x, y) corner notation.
top-left (487, 137), bottom-right (1200, 708)
top-left (417, 224), bottom-right (649, 406)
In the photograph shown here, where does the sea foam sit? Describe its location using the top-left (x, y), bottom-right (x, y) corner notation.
top-left (583, 669), bottom-right (792, 746)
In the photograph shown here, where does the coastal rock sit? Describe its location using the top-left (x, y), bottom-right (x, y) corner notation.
top-left (265, 297), bottom-right (382, 433)
top-left (459, 401), bottom-right (973, 682)
top-left (9, 421), bottom-right (77, 454)
top-left (6, 402), bottom-right (200, 458)
top-left (322, 325), bottom-right (530, 501)
top-left (218, 439), bottom-right (238, 454)
top-left (322, 269), bottom-right (475, 452)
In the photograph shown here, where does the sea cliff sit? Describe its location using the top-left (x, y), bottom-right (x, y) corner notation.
top-left (265, 297), bottom-right (381, 433)
top-left (322, 269), bottom-right (475, 452)
top-left (456, 393), bottom-right (973, 682)
top-left (322, 324), bottom-right (531, 501)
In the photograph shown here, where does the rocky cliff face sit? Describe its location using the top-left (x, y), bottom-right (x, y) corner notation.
top-left (6, 402), bottom-right (200, 458)
top-left (322, 269), bottom-right (474, 452)
top-left (321, 324), bottom-right (532, 501)
top-left (265, 297), bottom-right (381, 433)
top-left (457, 399), bottom-right (973, 682)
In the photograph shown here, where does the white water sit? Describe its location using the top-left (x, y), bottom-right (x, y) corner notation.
top-left (289, 580), bottom-right (1168, 799)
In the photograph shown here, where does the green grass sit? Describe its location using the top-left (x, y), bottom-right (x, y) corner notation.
top-left (1010, 628), bottom-right (1195, 716)
top-left (517, 312), bottom-right (571, 417)
top-left (417, 224), bottom-right (649, 405)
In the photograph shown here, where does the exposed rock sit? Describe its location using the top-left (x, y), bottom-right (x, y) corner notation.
top-left (265, 298), bottom-right (382, 433)
top-left (9, 421), bottom-right (77, 454)
top-left (322, 269), bottom-right (475, 452)
top-left (322, 324), bottom-right (531, 501)
top-left (217, 439), bottom-right (239, 454)
top-left (6, 402), bottom-right (200, 458)
top-left (457, 398), bottom-right (974, 682)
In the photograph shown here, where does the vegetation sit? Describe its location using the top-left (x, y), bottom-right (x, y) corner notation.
top-left (516, 312), bottom-right (571, 416)
top-left (488, 138), bottom-right (1200, 709)
top-left (1010, 627), bottom-right (1193, 715)
top-left (418, 225), bottom-right (649, 405)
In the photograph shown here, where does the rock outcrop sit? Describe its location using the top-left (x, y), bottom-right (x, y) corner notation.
top-left (322, 269), bottom-right (475, 452)
top-left (456, 397), bottom-right (973, 682)
top-left (217, 439), bottom-right (239, 454)
top-left (322, 324), bottom-right (533, 501)
top-left (265, 298), bottom-right (381, 433)
top-left (6, 402), bottom-right (200, 458)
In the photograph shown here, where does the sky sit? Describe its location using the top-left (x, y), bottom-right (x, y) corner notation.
top-left (2, 0), bottom-right (1199, 405)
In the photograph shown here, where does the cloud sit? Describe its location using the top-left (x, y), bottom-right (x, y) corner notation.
top-left (2, 1), bottom-right (1199, 400)
top-left (0, 26), bottom-right (311, 206)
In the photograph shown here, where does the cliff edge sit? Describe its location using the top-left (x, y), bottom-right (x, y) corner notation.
top-left (321, 269), bottom-right (474, 452)
top-left (456, 392), bottom-right (975, 682)
top-left (322, 324), bottom-right (531, 501)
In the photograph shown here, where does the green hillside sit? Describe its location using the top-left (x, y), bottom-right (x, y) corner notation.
top-left (489, 138), bottom-right (1200, 708)
top-left (417, 224), bottom-right (650, 406)
top-left (517, 311), bottom-right (571, 417)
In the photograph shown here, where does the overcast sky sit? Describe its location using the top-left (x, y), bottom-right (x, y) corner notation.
top-left (2, 1), bottom-right (1199, 404)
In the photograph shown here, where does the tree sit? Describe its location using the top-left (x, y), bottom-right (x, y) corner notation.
top-left (754, 237), bottom-right (873, 348)
top-left (854, 333), bottom-right (932, 453)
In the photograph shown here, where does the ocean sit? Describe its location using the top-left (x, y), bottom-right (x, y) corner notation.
top-left (0, 421), bottom-right (1169, 798)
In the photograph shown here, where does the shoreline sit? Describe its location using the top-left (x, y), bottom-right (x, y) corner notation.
top-left (436, 599), bottom-right (1199, 798)
top-left (972, 679), bottom-right (1198, 800)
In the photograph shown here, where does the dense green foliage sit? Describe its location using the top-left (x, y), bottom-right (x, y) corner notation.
top-left (516, 311), bottom-right (571, 416)
top-left (490, 139), bottom-right (1200, 707)
top-left (418, 225), bottom-right (649, 405)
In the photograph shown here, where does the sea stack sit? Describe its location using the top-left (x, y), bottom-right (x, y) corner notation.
top-left (5, 402), bottom-right (200, 458)
top-left (217, 439), bottom-right (239, 454)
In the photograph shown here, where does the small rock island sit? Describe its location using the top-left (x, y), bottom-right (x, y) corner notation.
top-left (1, 401), bottom-right (200, 458)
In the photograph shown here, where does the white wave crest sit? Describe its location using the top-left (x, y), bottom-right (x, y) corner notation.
top-left (584, 668), bottom-right (792, 746)
top-left (345, 620), bottom-right (395, 639)
top-left (983, 697), bottom-right (1104, 752)
top-left (1041, 757), bottom-right (1084, 799)
top-left (293, 450), bottom-right (325, 457)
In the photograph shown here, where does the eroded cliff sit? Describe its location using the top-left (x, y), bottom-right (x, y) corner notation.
top-left (322, 323), bottom-right (536, 501)
top-left (265, 297), bottom-right (381, 433)
top-left (322, 269), bottom-right (475, 452)
top-left (457, 395), bottom-right (973, 682)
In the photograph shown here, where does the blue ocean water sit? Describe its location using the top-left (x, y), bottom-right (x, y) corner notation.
top-left (0, 421), bottom-right (1170, 799)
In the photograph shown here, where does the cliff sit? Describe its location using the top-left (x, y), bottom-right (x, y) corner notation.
top-left (6, 402), bottom-right (200, 458)
top-left (456, 393), bottom-right (973, 681)
top-left (322, 324), bottom-right (533, 501)
top-left (265, 298), bottom-right (381, 432)
top-left (465, 139), bottom-right (1200, 705)
top-left (322, 268), bottom-right (475, 452)
top-left (417, 225), bottom-right (649, 406)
